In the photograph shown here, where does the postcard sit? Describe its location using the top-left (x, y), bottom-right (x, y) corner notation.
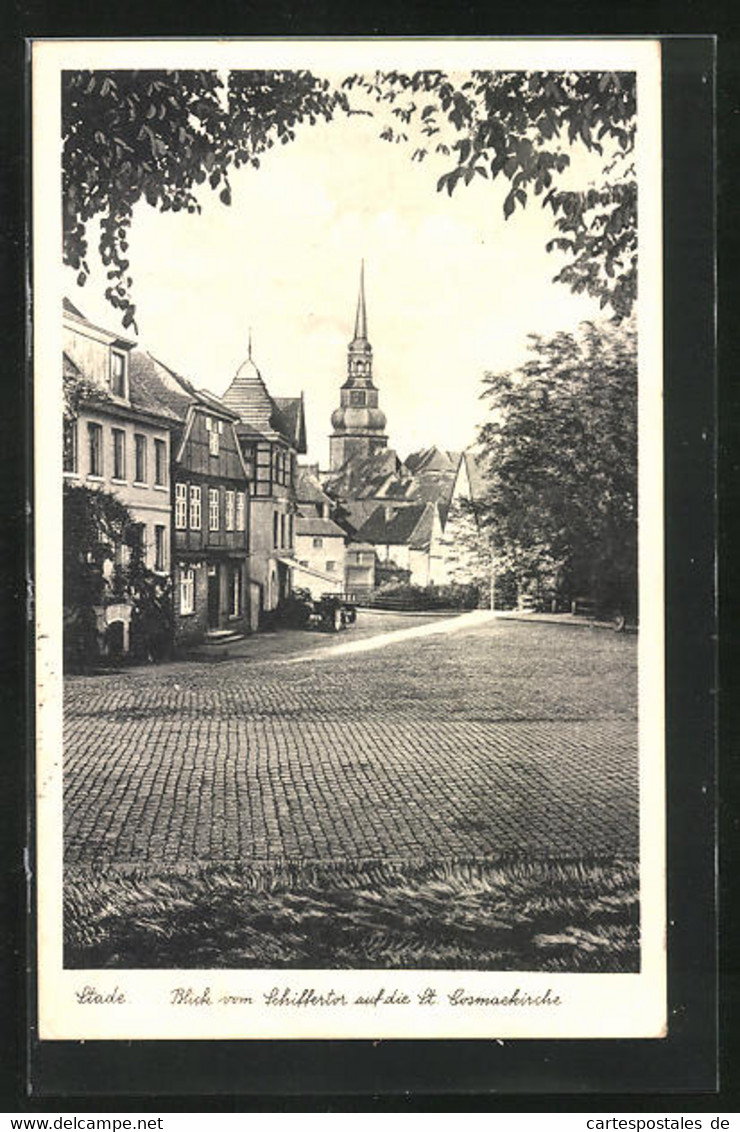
top-left (33, 36), bottom-right (665, 1041)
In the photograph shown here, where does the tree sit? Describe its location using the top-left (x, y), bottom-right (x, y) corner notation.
top-left (63, 69), bottom-right (349, 330)
top-left (63, 482), bottom-right (175, 666)
top-left (344, 70), bottom-right (636, 317)
top-left (472, 317), bottom-right (637, 614)
top-left (63, 482), bottom-right (133, 667)
top-left (63, 68), bottom-right (636, 327)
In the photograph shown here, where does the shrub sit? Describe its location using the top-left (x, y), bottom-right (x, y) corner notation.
top-left (370, 582), bottom-right (480, 611)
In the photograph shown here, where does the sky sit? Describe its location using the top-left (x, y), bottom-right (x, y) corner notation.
top-left (67, 79), bottom-right (607, 468)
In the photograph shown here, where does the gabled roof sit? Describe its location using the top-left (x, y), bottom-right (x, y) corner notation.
top-left (334, 498), bottom-right (380, 536)
top-left (62, 297), bottom-right (137, 348)
top-left (322, 448), bottom-right (403, 500)
top-left (273, 396), bottom-right (307, 453)
top-left (403, 446), bottom-right (458, 475)
top-left (381, 477), bottom-right (417, 501)
top-left (407, 502), bottom-right (439, 551)
top-left (461, 447), bottom-right (491, 501)
top-left (63, 351), bottom-right (82, 379)
top-left (63, 296), bottom-right (86, 319)
top-left (129, 351), bottom-right (238, 424)
top-left (355, 502), bottom-right (431, 547)
top-left (296, 465), bottom-right (333, 506)
top-left (295, 516), bottom-right (347, 539)
top-left (405, 469), bottom-right (458, 516)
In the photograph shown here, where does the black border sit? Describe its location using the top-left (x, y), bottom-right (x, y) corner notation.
top-left (4, 25), bottom-right (726, 1107)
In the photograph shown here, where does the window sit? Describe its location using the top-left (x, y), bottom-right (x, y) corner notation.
top-left (189, 485), bottom-right (201, 530)
top-left (326, 561), bottom-right (336, 572)
top-left (87, 422), bottom-right (103, 477)
top-left (255, 443), bottom-right (272, 496)
top-left (175, 483), bottom-right (187, 530)
top-left (273, 512), bottom-right (279, 548)
top-left (229, 563), bottom-right (242, 617)
top-left (235, 491), bottom-right (246, 532)
top-left (154, 439), bottom-right (167, 486)
top-left (112, 428), bottom-right (126, 480)
top-left (280, 513), bottom-right (286, 548)
top-left (110, 350), bottom-right (126, 397)
top-left (206, 415), bottom-right (220, 456)
top-left (127, 522), bottom-right (145, 558)
top-left (225, 490), bottom-right (235, 531)
top-left (154, 525), bottom-right (166, 571)
top-left (241, 442), bottom-right (256, 488)
top-left (209, 488), bottom-right (220, 531)
top-left (312, 537), bottom-right (323, 549)
top-left (134, 434), bottom-right (146, 483)
top-left (180, 567), bottom-right (195, 615)
top-left (288, 514), bottom-right (293, 548)
top-left (349, 390), bottom-right (366, 407)
top-left (63, 419), bottom-right (77, 473)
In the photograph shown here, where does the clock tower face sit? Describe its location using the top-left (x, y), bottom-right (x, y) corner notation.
top-left (329, 262), bottom-right (388, 471)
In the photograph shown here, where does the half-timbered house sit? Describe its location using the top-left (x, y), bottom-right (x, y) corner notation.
top-left (128, 352), bottom-right (252, 647)
top-left (221, 340), bottom-right (306, 623)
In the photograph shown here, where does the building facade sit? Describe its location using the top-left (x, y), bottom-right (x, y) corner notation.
top-left (124, 349), bottom-right (252, 648)
top-left (221, 340), bottom-right (306, 622)
top-left (294, 515), bottom-right (347, 592)
top-left (343, 541), bottom-right (376, 595)
top-left (354, 501), bottom-right (447, 587)
top-left (171, 398), bottom-right (251, 646)
top-left (63, 299), bottom-right (175, 655)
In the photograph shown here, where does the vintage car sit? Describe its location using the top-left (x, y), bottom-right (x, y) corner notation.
top-left (281, 589), bottom-right (358, 632)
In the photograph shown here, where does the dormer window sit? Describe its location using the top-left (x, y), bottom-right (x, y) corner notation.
top-left (205, 415), bottom-right (222, 456)
top-left (110, 349), bottom-right (127, 397)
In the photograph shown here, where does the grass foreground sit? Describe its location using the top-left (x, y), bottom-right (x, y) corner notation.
top-left (65, 857), bottom-right (639, 972)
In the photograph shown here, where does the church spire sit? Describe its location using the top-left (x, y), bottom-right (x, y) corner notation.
top-left (329, 261), bottom-right (387, 471)
top-left (353, 260), bottom-right (367, 342)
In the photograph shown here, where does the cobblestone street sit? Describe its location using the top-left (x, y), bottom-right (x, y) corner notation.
top-left (64, 616), bottom-right (639, 867)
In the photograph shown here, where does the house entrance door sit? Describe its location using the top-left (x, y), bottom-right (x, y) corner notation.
top-left (207, 565), bottom-right (220, 629)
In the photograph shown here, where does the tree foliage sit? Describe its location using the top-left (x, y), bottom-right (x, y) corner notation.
top-left (63, 366), bottom-right (111, 422)
top-left (473, 317), bottom-right (637, 611)
top-left (63, 69), bottom-right (349, 329)
top-left (63, 482), bottom-right (174, 666)
top-left (63, 67), bottom-right (636, 327)
top-left (344, 69), bottom-right (636, 317)
top-left (63, 481), bottom-right (132, 580)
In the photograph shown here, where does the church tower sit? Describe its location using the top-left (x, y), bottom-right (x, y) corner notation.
top-left (329, 262), bottom-right (388, 471)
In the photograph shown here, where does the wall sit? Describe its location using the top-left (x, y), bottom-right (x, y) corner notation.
top-left (292, 563), bottom-right (343, 599)
top-left (65, 405), bottom-right (172, 574)
top-left (409, 548), bottom-right (431, 586)
top-left (173, 558), bottom-right (249, 647)
top-left (249, 497), bottom-right (295, 612)
top-left (329, 431), bottom-right (387, 471)
top-left (294, 532), bottom-right (345, 581)
top-left (173, 561), bottom-right (209, 647)
top-left (375, 542), bottom-right (410, 571)
top-left (64, 319), bottom-right (119, 390)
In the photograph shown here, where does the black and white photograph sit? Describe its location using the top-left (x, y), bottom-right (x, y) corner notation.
top-left (33, 38), bottom-right (665, 1041)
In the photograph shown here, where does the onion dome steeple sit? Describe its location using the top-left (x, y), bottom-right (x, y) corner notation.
top-left (329, 262), bottom-right (388, 471)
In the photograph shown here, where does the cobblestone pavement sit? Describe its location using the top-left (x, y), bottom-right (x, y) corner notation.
top-left (64, 617), bottom-right (639, 866)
